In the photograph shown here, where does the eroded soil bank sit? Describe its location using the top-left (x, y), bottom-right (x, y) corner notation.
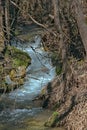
top-left (38, 32), bottom-right (87, 130)
top-left (11, 24), bottom-right (87, 130)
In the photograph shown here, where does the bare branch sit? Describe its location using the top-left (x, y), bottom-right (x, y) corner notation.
top-left (10, 0), bottom-right (57, 37)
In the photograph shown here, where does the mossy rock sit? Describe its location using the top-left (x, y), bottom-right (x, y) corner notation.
top-left (9, 66), bottom-right (26, 85)
top-left (0, 45), bottom-right (31, 93)
top-left (10, 69), bottom-right (16, 79)
top-left (18, 78), bottom-right (24, 85)
top-left (5, 45), bottom-right (31, 68)
top-left (44, 111), bottom-right (58, 127)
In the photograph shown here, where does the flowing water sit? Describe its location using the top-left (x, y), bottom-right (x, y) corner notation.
top-left (0, 36), bottom-right (64, 130)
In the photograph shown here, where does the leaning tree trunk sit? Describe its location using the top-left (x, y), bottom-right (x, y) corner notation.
top-left (1, 0), bottom-right (10, 43)
top-left (52, 0), bottom-right (60, 32)
top-left (0, 0), bottom-right (5, 54)
top-left (74, 0), bottom-right (87, 59)
top-left (52, 0), bottom-right (68, 91)
top-left (9, 0), bottom-right (20, 39)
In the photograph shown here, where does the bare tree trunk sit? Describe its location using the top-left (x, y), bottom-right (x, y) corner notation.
top-left (74, 0), bottom-right (87, 59)
top-left (1, 0), bottom-right (12, 43)
top-left (1, 0), bottom-right (20, 44)
top-left (9, 0), bottom-right (20, 39)
top-left (52, 0), bottom-right (68, 91)
top-left (52, 0), bottom-right (60, 32)
top-left (0, 0), bottom-right (5, 53)
top-left (5, 0), bottom-right (10, 41)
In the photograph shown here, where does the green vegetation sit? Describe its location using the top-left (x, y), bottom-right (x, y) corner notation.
top-left (56, 63), bottom-right (62, 75)
top-left (51, 53), bottom-right (62, 75)
top-left (5, 45), bottom-right (31, 68)
top-left (0, 45), bottom-right (31, 93)
top-left (44, 111), bottom-right (58, 127)
top-left (53, 111), bottom-right (59, 116)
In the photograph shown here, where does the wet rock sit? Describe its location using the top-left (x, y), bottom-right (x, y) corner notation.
top-left (16, 66), bottom-right (26, 78)
top-left (10, 69), bottom-right (16, 79)
top-left (10, 66), bottom-right (26, 79)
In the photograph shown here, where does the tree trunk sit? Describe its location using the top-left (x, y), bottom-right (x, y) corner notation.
top-left (52, 0), bottom-right (60, 32)
top-left (0, 0), bottom-right (5, 53)
top-left (74, 0), bottom-right (87, 59)
top-left (1, 0), bottom-right (11, 43)
top-left (1, 0), bottom-right (20, 44)
top-left (9, 0), bottom-right (20, 39)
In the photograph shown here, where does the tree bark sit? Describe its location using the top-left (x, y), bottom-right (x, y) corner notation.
top-left (52, 0), bottom-right (60, 32)
top-left (74, 0), bottom-right (87, 59)
top-left (9, 0), bottom-right (20, 39)
top-left (1, 0), bottom-right (20, 44)
top-left (0, 0), bottom-right (5, 53)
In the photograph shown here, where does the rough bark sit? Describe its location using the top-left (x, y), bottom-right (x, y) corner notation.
top-left (0, 0), bottom-right (20, 43)
top-left (52, 0), bottom-right (60, 32)
top-left (0, 0), bottom-right (5, 53)
top-left (9, 0), bottom-right (20, 39)
top-left (74, 0), bottom-right (87, 59)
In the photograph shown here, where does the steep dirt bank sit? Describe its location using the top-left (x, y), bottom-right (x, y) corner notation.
top-left (30, 27), bottom-right (87, 129)
top-left (37, 31), bottom-right (87, 129)
top-left (40, 60), bottom-right (87, 130)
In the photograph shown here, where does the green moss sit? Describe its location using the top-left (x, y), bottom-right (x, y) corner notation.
top-left (0, 45), bottom-right (31, 93)
top-left (5, 45), bottom-right (31, 68)
top-left (44, 111), bottom-right (58, 127)
top-left (51, 53), bottom-right (59, 66)
top-left (12, 57), bottom-right (29, 67)
top-left (41, 88), bottom-right (46, 95)
top-left (56, 63), bottom-right (62, 75)
top-left (53, 111), bottom-right (59, 116)
top-left (51, 52), bottom-right (62, 75)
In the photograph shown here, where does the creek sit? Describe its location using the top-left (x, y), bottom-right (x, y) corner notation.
top-left (0, 36), bottom-right (64, 130)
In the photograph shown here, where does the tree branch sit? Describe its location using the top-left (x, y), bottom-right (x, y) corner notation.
top-left (10, 0), bottom-right (57, 37)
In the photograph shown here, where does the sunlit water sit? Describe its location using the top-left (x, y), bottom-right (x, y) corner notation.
top-left (0, 36), bottom-right (64, 130)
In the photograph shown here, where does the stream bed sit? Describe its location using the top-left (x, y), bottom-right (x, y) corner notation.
top-left (0, 36), bottom-right (64, 130)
